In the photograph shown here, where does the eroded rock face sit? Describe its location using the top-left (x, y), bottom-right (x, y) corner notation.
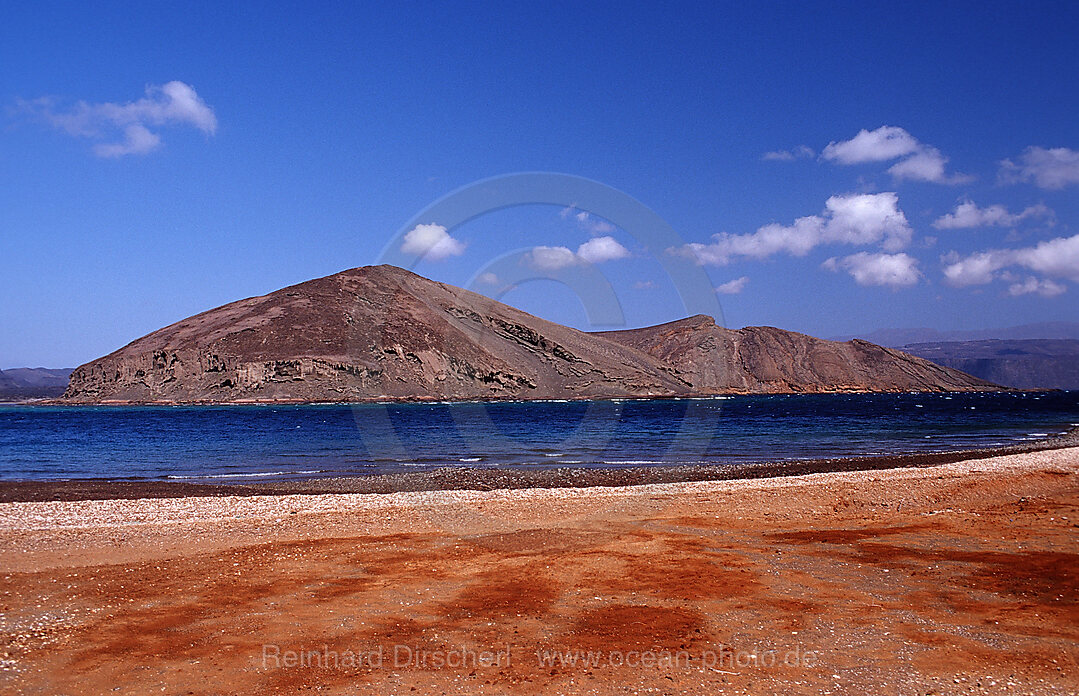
top-left (62, 266), bottom-right (999, 403)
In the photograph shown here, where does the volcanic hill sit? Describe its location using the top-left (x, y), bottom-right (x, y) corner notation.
top-left (62, 265), bottom-right (999, 403)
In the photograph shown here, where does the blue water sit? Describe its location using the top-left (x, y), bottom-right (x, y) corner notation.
top-left (0, 392), bottom-right (1076, 482)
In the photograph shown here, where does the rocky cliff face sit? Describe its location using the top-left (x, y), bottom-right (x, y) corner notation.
top-left (62, 265), bottom-right (999, 403)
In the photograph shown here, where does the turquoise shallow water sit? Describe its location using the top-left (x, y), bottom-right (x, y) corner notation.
top-left (0, 391), bottom-right (1076, 482)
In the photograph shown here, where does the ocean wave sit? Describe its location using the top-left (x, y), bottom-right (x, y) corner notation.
top-left (458, 457), bottom-right (482, 462)
top-left (166, 469), bottom-right (323, 480)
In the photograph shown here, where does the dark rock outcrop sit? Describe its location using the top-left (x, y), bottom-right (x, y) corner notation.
top-left (62, 265), bottom-right (999, 403)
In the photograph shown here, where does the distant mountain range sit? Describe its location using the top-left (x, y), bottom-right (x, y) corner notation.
top-left (59, 265), bottom-right (998, 404)
top-left (0, 368), bottom-right (73, 401)
top-left (829, 322), bottom-right (1079, 347)
top-left (900, 340), bottom-right (1079, 390)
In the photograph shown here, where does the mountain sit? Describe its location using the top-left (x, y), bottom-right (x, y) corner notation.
top-left (900, 340), bottom-right (1079, 390)
top-left (597, 317), bottom-right (994, 394)
top-left (61, 265), bottom-right (999, 403)
top-left (0, 367), bottom-right (73, 401)
top-left (829, 322), bottom-right (1079, 348)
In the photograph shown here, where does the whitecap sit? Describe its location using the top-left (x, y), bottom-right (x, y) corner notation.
top-left (166, 469), bottom-right (322, 480)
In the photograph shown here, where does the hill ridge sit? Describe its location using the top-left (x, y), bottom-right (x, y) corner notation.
top-left (62, 265), bottom-right (1000, 403)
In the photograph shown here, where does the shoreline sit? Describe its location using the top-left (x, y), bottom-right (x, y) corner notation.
top-left (2, 425), bottom-right (1076, 503)
top-left (22, 385), bottom-right (1028, 407)
top-left (2, 446), bottom-right (1076, 693)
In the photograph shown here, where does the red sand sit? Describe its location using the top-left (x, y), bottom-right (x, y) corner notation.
top-left (2, 448), bottom-right (1077, 694)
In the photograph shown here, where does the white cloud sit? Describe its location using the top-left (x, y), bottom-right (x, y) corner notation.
top-left (400, 223), bottom-right (466, 260)
top-left (527, 236), bottom-right (631, 270)
top-left (716, 276), bottom-right (749, 294)
top-left (1007, 276), bottom-right (1066, 298)
top-left (1012, 234), bottom-right (1079, 282)
top-left (21, 81), bottom-right (217, 157)
top-left (561, 207), bottom-right (615, 234)
top-left (822, 126), bottom-right (968, 184)
top-left (527, 245), bottom-right (578, 270)
top-left (93, 124), bottom-right (162, 157)
top-left (476, 272), bottom-right (500, 285)
top-left (577, 236), bottom-right (630, 264)
top-left (933, 200), bottom-right (1053, 229)
top-left (762, 145), bottom-right (814, 161)
top-left (886, 148), bottom-right (943, 181)
top-left (633, 280), bottom-right (657, 290)
top-left (678, 192), bottom-right (912, 266)
top-left (1000, 147), bottom-right (1079, 189)
top-left (941, 250), bottom-right (1008, 286)
top-left (822, 126), bottom-right (922, 164)
top-left (824, 193), bottom-right (913, 250)
top-left (823, 252), bottom-right (921, 288)
top-left (942, 233), bottom-right (1079, 288)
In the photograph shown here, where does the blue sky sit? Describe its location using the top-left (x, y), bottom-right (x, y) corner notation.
top-left (3, 1), bottom-right (1078, 368)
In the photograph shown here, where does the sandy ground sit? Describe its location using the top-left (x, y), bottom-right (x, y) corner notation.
top-left (1, 448), bottom-right (1077, 695)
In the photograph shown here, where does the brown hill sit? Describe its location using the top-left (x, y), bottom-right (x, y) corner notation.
top-left (62, 265), bottom-right (998, 403)
top-left (597, 315), bottom-right (998, 394)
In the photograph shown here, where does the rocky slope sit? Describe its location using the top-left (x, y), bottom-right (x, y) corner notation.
top-left (62, 265), bottom-right (999, 403)
top-left (598, 315), bottom-right (999, 394)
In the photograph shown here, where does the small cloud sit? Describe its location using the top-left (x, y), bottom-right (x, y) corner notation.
top-left (933, 200), bottom-right (1053, 229)
top-left (942, 232), bottom-right (1079, 287)
top-left (676, 192), bottom-right (912, 266)
top-left (822, 126), bottom-right (969, 184)
top-left (527, 245), bottom-right (579, 270)
top-left (561, 207), bottom-right (615, 235)
top-left (526, 236), bottom-right (631, 270)
top-left (577, 236), bottom-right (630, 264)
top-left (823, 252), bottom-right (921, 288)
top-left (633, 280), bottom-right (657, 290)
top-left (17, 81), bottom-right (216, 157)
top-left (716, 276), bottom-right (749, 294)
top-left (941, 249), bottom-right (1007, 287)
top-left (999, 146), bottom-right (1079, 190)
top-left (886, 147), bottom-right (973, 184)
top-left (822, 126), bottom-right (922, 164)
top-left (93, 124), bottom-right (161, 157)
top-left (762, 145), bottom-right (815, 161)
top-left (1007, 276), bottom-right (1066, 298)
top-left (476, 272), bottom-right (500, 285)
top-left (400, 223), bottom-right (465, 261)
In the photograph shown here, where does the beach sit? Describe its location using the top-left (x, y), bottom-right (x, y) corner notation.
top-left (2, 447), bottom-right (1077, 694)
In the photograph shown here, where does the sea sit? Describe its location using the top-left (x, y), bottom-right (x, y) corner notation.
top-left (0, 391), bottom-right (1077, 483)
